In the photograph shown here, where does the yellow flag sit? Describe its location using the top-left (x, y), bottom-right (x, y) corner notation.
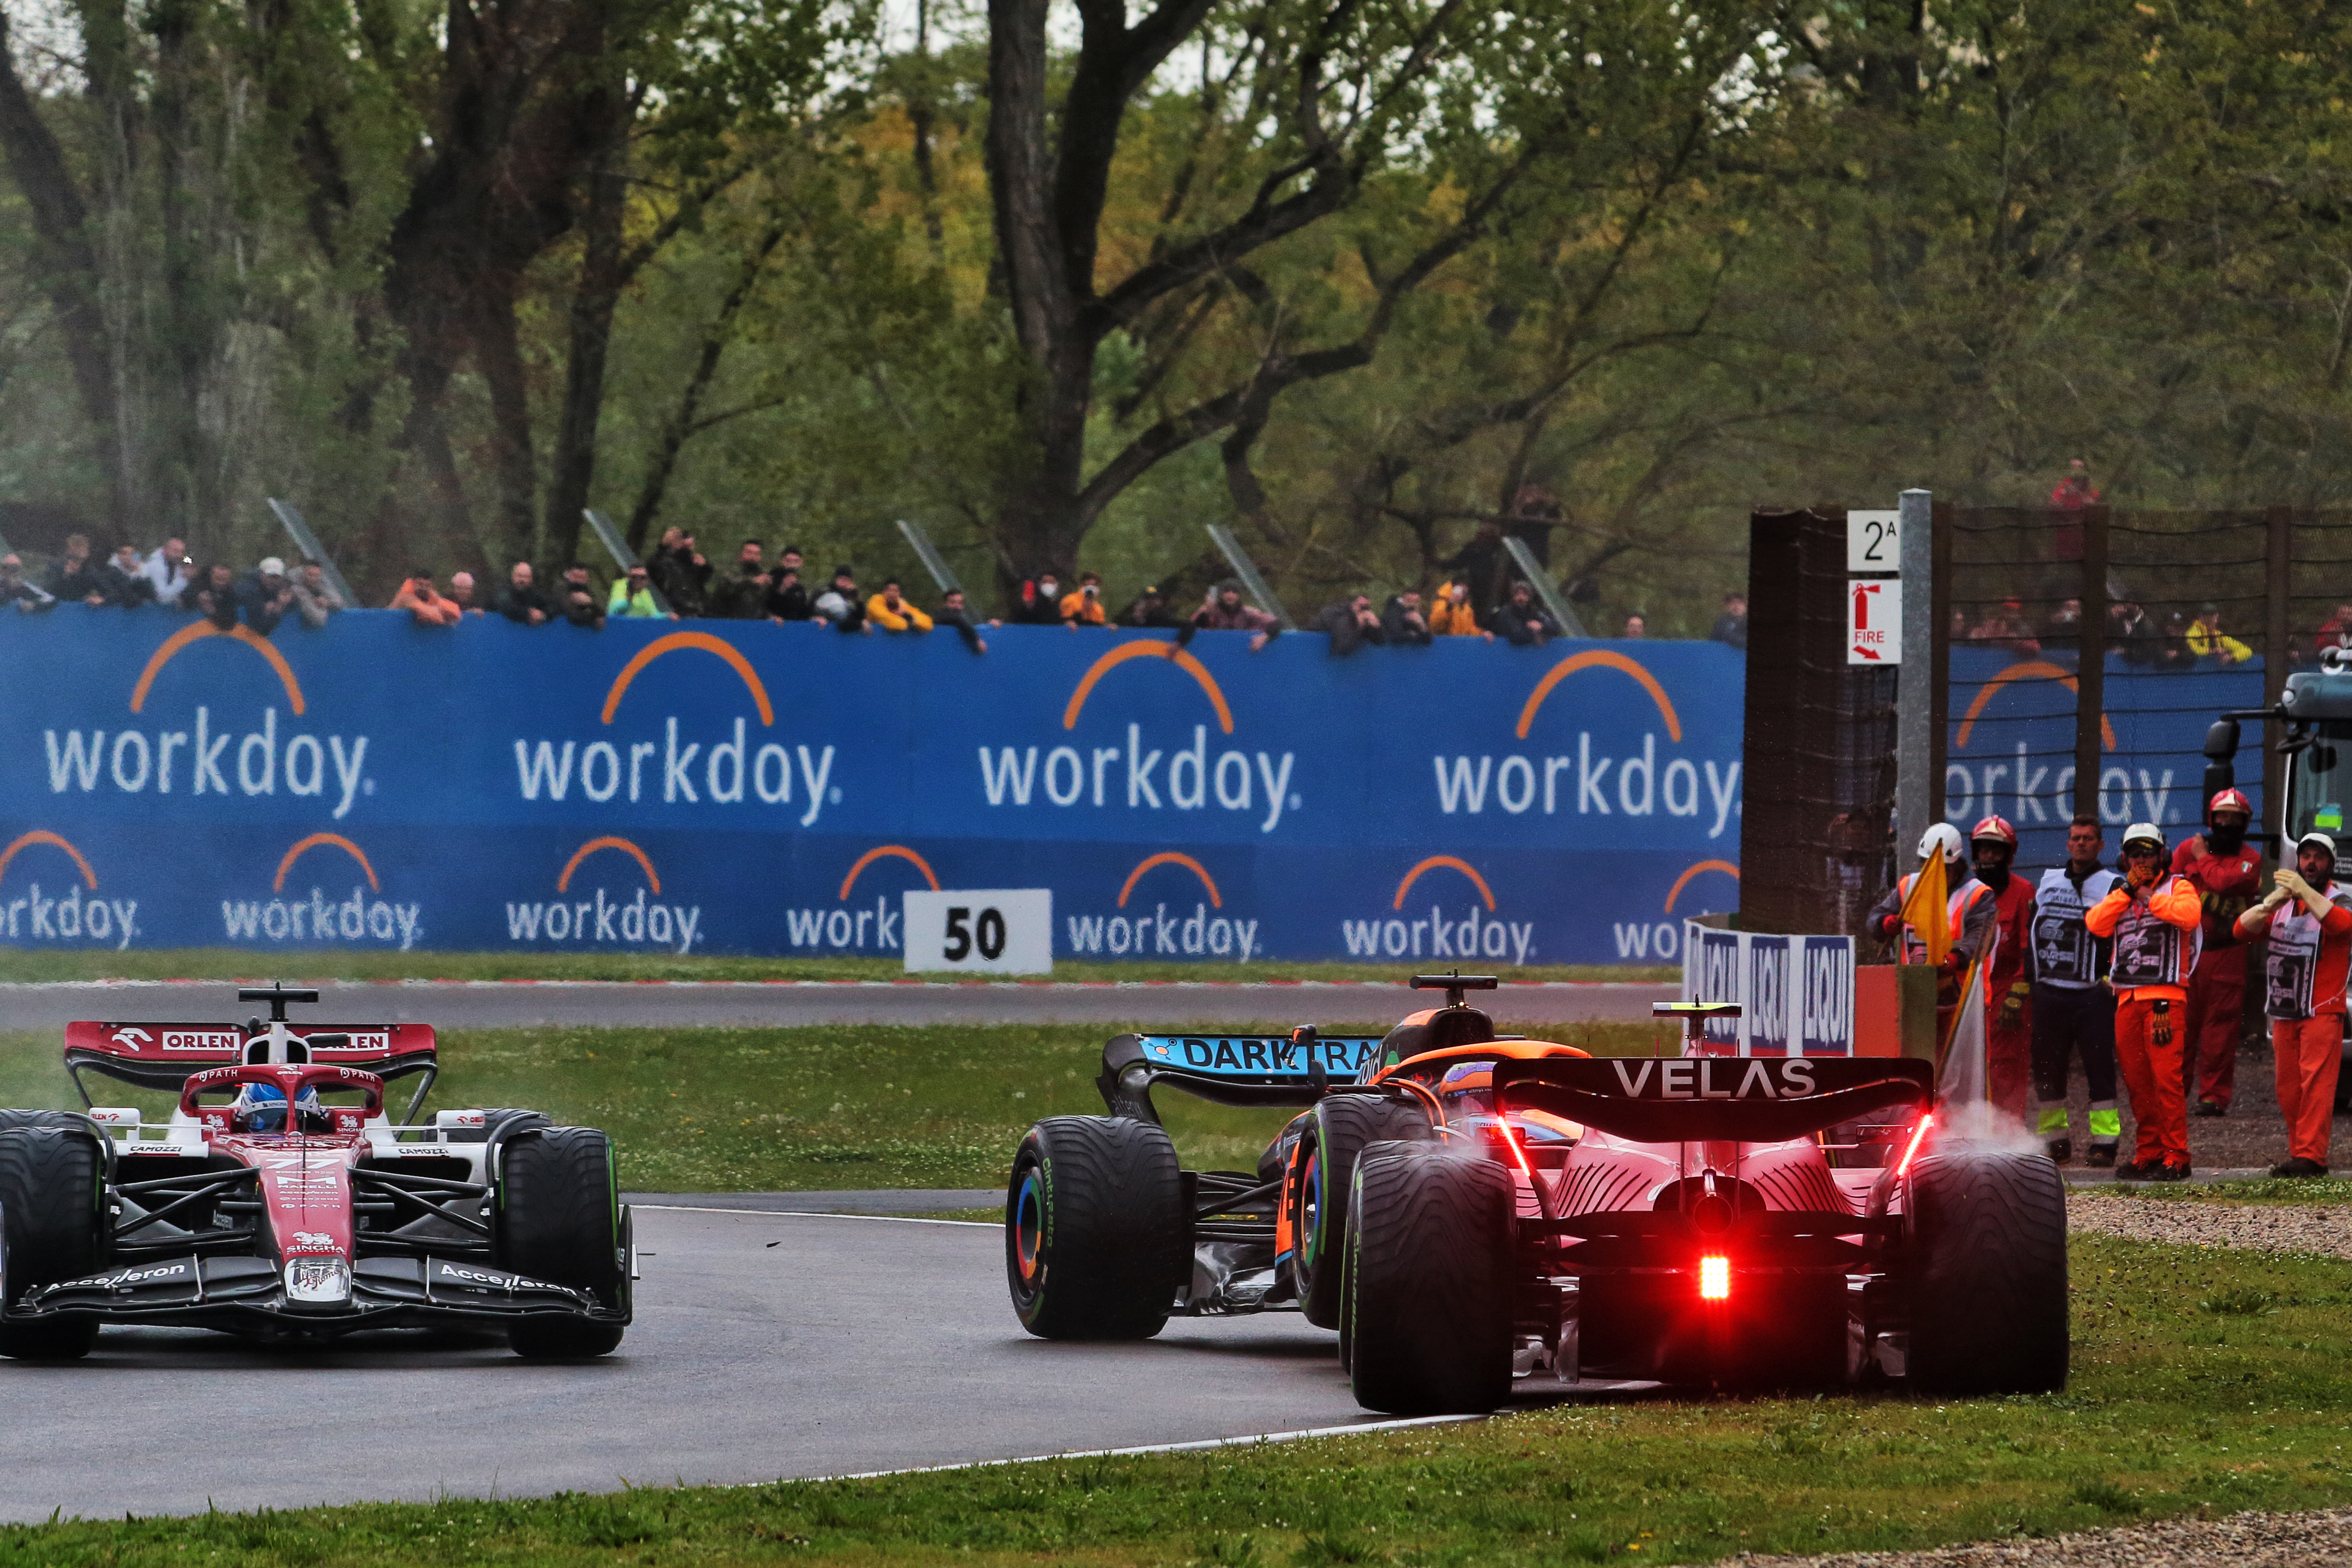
top-left (1898, 851), bottom-right (1950, 966)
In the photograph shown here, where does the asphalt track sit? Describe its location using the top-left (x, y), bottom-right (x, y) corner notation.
top-left (0, 1205), bottom-right (1537, 1522)
top-left (0, 978), bottom-right (1678, 1033)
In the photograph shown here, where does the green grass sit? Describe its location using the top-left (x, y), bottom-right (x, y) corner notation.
top-left (2074, 1178), bottom-right (2352, 1207)
top-left (0, 1020), bottom-right (1662, 1192)
top-left (0, 948), bottom-right (1676, 985)
top-left (0, 1235), bottom-right (2347, 1563)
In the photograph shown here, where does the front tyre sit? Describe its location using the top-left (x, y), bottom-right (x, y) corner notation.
top-left (1006, 1117), bottom-right (1187, 1340)
top-left (1289, 1096), bottom-right (1431, 1328)
top-left (497, 1126), bottom-right (628, 1360)
top-left (1347, 1146), bottom-right (1514, 1415)
top-left (1905, 1142), bottom-right (2068, 1395)
top-left (0, 1127), bottom-right (106, 1361)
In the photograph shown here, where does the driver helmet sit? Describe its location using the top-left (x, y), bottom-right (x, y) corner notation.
top-left (232, 1082), bottom-right (324, 1134)
top-left (1436, 1059), bottom-right (1495, 1116)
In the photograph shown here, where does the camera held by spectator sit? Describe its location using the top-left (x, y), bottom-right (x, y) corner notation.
top-left (608, 563), bottom-right (671, 620)
top-left (813, 567), bottom-right (870, 633)
top-left (236, 557), bottom-right (296, 635)
top-left (1381, 591), bottom-right (1431, 647)
top-left (1060, 571), bottom-right (1107, 627)
top-left (1311, 592), bottom-right (1386, 656)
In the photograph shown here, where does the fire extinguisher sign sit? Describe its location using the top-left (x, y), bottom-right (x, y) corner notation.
top-left (1847, 578), bottom-right (1901, 664)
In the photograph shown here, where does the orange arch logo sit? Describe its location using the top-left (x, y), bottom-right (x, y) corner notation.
top-left (1392, 855), bottom-right (1495, 911)
top-left (1118, 852), bottom-right (1222, 909)
top-left (0, 831), bottom-right (97, 889)
top-left (601, 632), bottom-right (775, 725)
top-left (1515, 650), bottom-right (1680, 741)
top-left (838, 844), bottom-right (940, 900)
top-left (558, 836), bottom-right (661, 894)
top-left (130, 622), bottom-right (306, 715)
top-left (1063, 642), bottom-right (1234, 734)
top-left (1664, 859), bottom-right (1739, 914)
top-left (1953, 661), bottom-right (2117, 752)
top-left (273, 833), bottom-right (379, 893)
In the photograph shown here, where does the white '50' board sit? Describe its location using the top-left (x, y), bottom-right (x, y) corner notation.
top-left (903, 889), bottom-right (1054, 974)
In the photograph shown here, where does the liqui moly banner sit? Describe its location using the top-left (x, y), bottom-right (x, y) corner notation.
top-left (1680, 923), bottom-right (1855, 1055)
top-left (0, 613), bottom-right (1744, 963)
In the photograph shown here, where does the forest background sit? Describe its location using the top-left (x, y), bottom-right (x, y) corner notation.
top-left (0, 0), bottom-right (2347, 632)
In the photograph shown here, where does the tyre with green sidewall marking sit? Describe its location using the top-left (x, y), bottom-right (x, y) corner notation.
top-left (1289, 1094), bottom-right (1431, 1328)
top-left (1006, 1116), bottom-right (1187, 1340)
top-left (0, 1126), bottom-right (107, 1360)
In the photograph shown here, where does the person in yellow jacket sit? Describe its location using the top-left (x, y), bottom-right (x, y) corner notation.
top-left (1059, 572), bottom-right (1108, 626)
top-left (866, 579), bottom-right (934, 633)
top-left (2186, 603), bottom-right (2253, 666)
top-left (2083, 823), bottom-right (2206, 1180)
top-left (1429, 581), bottom-right (1491, 638)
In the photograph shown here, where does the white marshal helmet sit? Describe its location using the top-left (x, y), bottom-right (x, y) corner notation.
top-left (2122, 822), bottom-right (2166, 853)
top-left (2297, 829), bottom-right (2338, 867)
top-left (1919, 823), bottom-right (1966, 865)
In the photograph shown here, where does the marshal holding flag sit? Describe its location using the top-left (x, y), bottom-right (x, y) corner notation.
top-left (1869, 823), bottom-right (2000, 1102)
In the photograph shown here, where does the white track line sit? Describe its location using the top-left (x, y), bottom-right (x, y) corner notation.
top-left (632, 1204), bottom-right (994, 1227)
top-left (812, 1415), bottom-right (1485, 1482)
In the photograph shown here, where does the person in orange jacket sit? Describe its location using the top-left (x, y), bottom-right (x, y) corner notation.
top-left (1969, 815), bottom-right (2036, 1120)
top-left (2234, 831), bottom-right (2352, 1176)
top-left (2170, 788), bottom-right (2264, 1116)
top-left (388, 568), bottom-right (463, 627)
top-left (1058, 572), bottom-right (1109, 626)
top-left (2083, 822), bottom-right (2205, 1180)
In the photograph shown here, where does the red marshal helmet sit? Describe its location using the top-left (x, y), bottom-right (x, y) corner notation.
top-left (1970, 814), bottom-right (2019, 849)
top-left (2207, 787), bottom-right (2253, 820)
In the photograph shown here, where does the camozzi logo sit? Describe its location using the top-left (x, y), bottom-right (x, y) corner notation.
top-left (978, 644), bottom-right (1298, 833)
top-left (1341, 857), bottom-right (1536, 967)
top-left (0, 830), bottom-right (139, 949)
top-left (503, 836), bottom-right (703, 955)
top-left (1431, 651), bottom-right (1738, 838)
top-left (1061, 853), bottom-right (1264, 960)
top-left (508, 633), bottom-right (838, 823)
top-left (220, 833), bottom-right (423, 950)
top-left (42, 622), bottom-right (371, 817)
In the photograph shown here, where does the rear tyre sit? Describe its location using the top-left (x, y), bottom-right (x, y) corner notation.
top-left (1006, 1117), bottom-right (1187, 1340)
top-left (1906, 1142), bottom-right (2068, 1395)
top-left (1290, 1096), bottom-right (1431, 1328)
top-left (0, 1128), bottom-right (105, 1360)
top-left (497, 1127), bottom-right (627, 1359)
top-left (1347, 1146), bottom-right (1514, 1415)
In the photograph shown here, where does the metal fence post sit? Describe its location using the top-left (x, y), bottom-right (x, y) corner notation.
top-left (1895, 488), bottom-right (1934, 851)
top-left (2075, 504), bottom-right (2109, 822)
top-left (2266, 505), bottom-right (2293, 832)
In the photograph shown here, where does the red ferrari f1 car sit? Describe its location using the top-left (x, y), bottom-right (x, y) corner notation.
top-left (1005, 975), bottom-right (2067, 1413)
top-left (0, 986), bottom-right (632, 1360)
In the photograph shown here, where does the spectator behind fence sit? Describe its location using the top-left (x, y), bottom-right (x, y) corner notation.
top-left (813, 567), bottom-right (870, 633)
top-left (141, 537), bottom-right (193, 608)
top-left (1968, 597), bottom-right (2041, 658)
top-left (1710, 592), bottom-right (1748, 650)
top-left (867, 578), bottom-right (933, 633)
top-left (188, 564), bottom-right (239, 630)
top-left (651, 527), bottom-right (710, 617)
top-left (2051, 457), bottom-right (2100, 512)
top-left (1430, 580), bottom-right (1487, 638)
top-left (40, 534), bottom-right (103, 606)
top-left (1117, 584), bottom-right (1187, 632)
top-left (1060, 571), bottom-right (1107, 626)
top-left (608, 563), bottom-right (670, 620)
top-left (1, 554), bottom-right (54, 612)
top-left (1014, 572), bottom-right (1067, 626)
top-left (2043, 596), bottom-right (2082, 646)
top-left (1311, 593), bottom-right (1386, 656)
top-left (1494, 581), bottom-right (1561, 647)
top-left (1382, 590), bottom-right (1432, 647)
top-left (710, 540), bottom-right (772, 619)
top-left (938, 588), bottom-right (993, 653)
top-left (561, 582), bottom-right (606, 630)
top-left (1193, 580), bottom-right (1279, 651)
top-left (1623, 613), bottom-right (1647, 639)
top-left (390, 567), bottom-right (462, 627)
top-left (2160, 610), bottom-right (2199, 669)
top-left (767, 549), bottom-right (811, 620)
top-left (1437, 520), bottom-right (1508, 629)
top-left (447, 572), bottom-right (485, 616)
top-left (99, 542), bottom-right (157, 609)
top-left (492, 562), bottom-right (551, 626)
top-left (2316, 602), bottom-right (2352, 659)
top-left (2188, 603), bottom-right (2252, 666)
top-left (289, 560), bottom-right (344, 628)
top-left (236, 557), bottom-right (296, 635)
top-left (2108, 600), bottom-right (2160, 665)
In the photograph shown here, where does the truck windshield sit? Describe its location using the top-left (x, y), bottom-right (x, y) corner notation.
top-left (2285, 722), bottom-right (2352, 842)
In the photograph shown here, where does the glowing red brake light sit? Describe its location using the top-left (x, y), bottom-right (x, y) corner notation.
top-left (1698, 1254), bottom-right (1730, 1301)
top-left (1896, 1112), bottom-right (1935, 1177)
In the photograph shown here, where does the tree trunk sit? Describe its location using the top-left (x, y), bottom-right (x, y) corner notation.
top-left (543, 148), bottom-right (629, 571)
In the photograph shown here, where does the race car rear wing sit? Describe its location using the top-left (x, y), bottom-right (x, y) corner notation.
top-left (64, 1020), bottom-right (440, 1121)
top-left (1491, 1055), bottom-right (1934, 1145)
top-left (1097, 1031), bottom-right (1386, 1120)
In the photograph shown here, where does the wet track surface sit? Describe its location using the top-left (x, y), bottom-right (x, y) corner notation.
top-left (0, 1206), bottom-right (1460, 1520)
top-left (0, 979), bottom-right (1677, 1033)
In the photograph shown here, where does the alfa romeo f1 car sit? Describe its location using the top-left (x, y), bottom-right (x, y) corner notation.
top-left (0, 985), bottom-right (632, 1360)
top-left (1004, 975), bottom-right (2067, 1414)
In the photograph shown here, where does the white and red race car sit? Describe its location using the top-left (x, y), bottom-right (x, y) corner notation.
top-left (0, 986), bottom-right (631, 1360)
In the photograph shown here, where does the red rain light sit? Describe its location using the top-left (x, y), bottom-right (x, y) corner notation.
top-left (1698, 1254), bottom-right (1730, 1301)
top-left (1896, 1112), bottom-right (1935, 1177)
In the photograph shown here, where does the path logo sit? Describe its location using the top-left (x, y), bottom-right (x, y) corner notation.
top-left (1431, 650), bottom-right (1738, 838)
top-left (978, 643), bottom-right (1298, 833)
top-left (503, 836), bottom-right (702, 955)
top-left (42, 622), bottom-right (371, 818)
top-left (783, 845), bottom-right (937, 953)
top-left (219, 833), bottom-right (422, 950)
top-left (0, 830), bottom-right (138, 949)
top-left (1609, 858), bottom-right (1740, 960)
top-left (1342, 856), bottom-right (1534, 966)
top-left (1063, 852), bottom-right (1261, 959)
top-left (508, 631), bottom-right (838, 823)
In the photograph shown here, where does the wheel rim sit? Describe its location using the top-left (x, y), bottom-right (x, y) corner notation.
top-left (1013, 1166), bottom-right (1045, 1284)
top-left (1299, 1147), bottom-right (1323, 1268)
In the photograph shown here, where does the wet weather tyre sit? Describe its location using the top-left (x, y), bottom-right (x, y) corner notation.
top-left (0, 1128), bottom-right (105, 1360)
top-left (1347, 1146), bottom-right (1514, 1415)
top-left (1290, 1096), bottom-right (1432, 1328)
top-left (497, 1127), bottom-right (627, 1359)
top-left (1006, 1117), bottom-right (1187, 1340)
top-left (1905, 1142), bottom-right (2068, 1395)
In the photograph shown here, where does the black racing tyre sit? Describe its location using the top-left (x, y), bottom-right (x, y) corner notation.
top-left (497, 1127), bottom-right (627, 1359)
top-left (1289, 1095), bottom-right (1431, 1329)
top-left (1905, 1141), bottom-right (2068, 1395)
top-left (1336, 1138), bottom-right (1423, 1375)
top-left (1006, 1116), bottom-right (1187, 1340)
top-left (0, 1111), bottom-right (85, 1135)
top-left (0, 1128), bottom-right (105, 1360)
top-left (1347, 1145), bottom-right (1515, 1416)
